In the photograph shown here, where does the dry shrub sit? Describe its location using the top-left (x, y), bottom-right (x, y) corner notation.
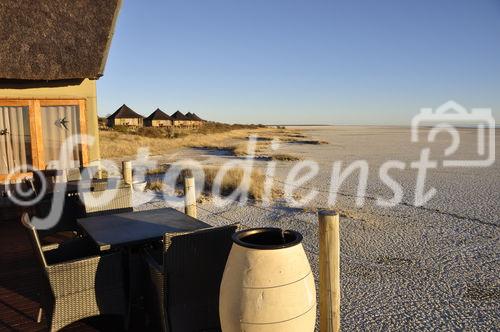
top-left (245, 136), bottom-right (274, 141)
top-left (280, 137), bottom-right (328, 145)
top-left (146, 180), bottom-right (165, 191)
top-left (303, 140), bottom-right (329, 145)
top-left (190, 143), bottom-right (237, 154)
top-left (271, 153), bottom-right (301, 161)
top-left (190, 141), bottom-right (271, 158)
top-left (286, 133), bottom-right (307, 138)
top-left (194, 122), bottom-right (265, 134)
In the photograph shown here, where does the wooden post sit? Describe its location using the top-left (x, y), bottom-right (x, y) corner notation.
top-left (122, 161), bottom-right (132, 185)
top-left (184, 176), bottom-right (197, 218)
top-left (318, 210), bottom-right (340, 332)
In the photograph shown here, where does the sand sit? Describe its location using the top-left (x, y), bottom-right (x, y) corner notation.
top-left (137, 126), bottom-right (499, 331)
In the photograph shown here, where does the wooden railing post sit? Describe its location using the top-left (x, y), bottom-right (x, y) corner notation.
top-left (184, 176), bottom-right (197, 218)
top-left (122, 161), bottom-right (132, 185)
top-left (318, 210), bottom-right (340, 332)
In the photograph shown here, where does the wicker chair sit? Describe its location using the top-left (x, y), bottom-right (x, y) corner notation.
top-left (143, 223), bottom-right (240, 332)
top-left (31, 169), bottom-right (63, 195)
top-left (34, 178), bottom-right (127, 238)
top-left (21, 213), bottom-right (128, 332)
top-left (81, 183), bottom-right (133, 217)
top-left (35, 192), bottom-right (86, 238)
top-left (66, 166), bottom-right (99, 182)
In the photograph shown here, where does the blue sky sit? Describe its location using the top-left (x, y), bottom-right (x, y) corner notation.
top-left (97, 0), bottom-right (500, 125)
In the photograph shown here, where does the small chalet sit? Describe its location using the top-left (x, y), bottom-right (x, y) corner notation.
top-left (0, 0), bottom-right (122, 181)
top-left (144, 108), bottom-right (173, 127)
top-left (185, 112), bottom-right (205, 127)
top-left (171, 110), bottom-right (189, 127)
top-left (107, 104), bottom-right (144, 127)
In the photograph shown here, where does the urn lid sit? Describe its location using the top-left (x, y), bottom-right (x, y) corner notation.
top-left (232, 228), bottom-right (303, 250)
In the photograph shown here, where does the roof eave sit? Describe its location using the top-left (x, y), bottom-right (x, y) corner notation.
top-left (98, 0), bottom-right (123, 77)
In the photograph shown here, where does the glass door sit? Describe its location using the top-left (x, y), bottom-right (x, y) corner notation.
top-left (0, 105), bottom-right (32, 174)
top-left (0, 99), bottom-right (88, 181)
top-left (40, 104), bottom-right (83, 170)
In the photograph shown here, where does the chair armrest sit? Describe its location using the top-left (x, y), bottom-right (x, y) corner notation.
top-left (142, 247), bottom-right (167, 330)
top-left (142, 247), bottom-right (164, 301)
top-left (48, 254), bottom-right (101, 271)
top-left (42, 242), bottom-right (60, 252)
top-left (143, 248), bottom-right (162, 274)
top-left (43, 236), bottom-right (98, 264)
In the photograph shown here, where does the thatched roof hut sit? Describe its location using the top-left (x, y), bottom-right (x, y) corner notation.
top-left (185, 112), bottom-right (204, 122)
top-left (0, 0), bottom-right (121, 81)
top-left (144, 108), bottom-right (173, 127)
top-left (185, 112), bottom-right (204, 127)
top-left (171, 110), bottom-right (189, 126)
top-left (0, 0), bottom-right (121, 182)
top-left (107, 104), bottom-right (144, 127)
top-left (171, 110), bottom-right (188, 120)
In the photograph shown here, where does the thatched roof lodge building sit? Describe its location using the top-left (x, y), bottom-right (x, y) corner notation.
top-left (185, 112), bottom-right (205, 127)
top-left (0, 0), bottom-right (121, 181)
top-left (107, 104), bottom-right (144, 127)
top-left (144, 108), bottom-right (173, 127)
top-left (170, 110), bottom-right (189, 127)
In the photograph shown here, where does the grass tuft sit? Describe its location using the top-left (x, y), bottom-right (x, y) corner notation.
top-left (271, 153), bottom-right (302, 161)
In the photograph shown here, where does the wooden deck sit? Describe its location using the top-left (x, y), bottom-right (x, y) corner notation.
top-left (0, 217), bottom-right (146, 331)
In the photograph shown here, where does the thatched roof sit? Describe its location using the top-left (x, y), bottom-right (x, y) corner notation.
top-left (185, 112), bottom-right (204, 121)
top-left (171, 111), bottom-right (188, 120)
top-left (146, 109), bottom-right (172, 121)
top-left (0, 0), bottom-right (122, 81)
top-left (107, 104), bottom-right (144, 119)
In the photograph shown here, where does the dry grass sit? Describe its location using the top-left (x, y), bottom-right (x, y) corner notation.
top-left (233, 141), bottom-right (271, 157)
top-left (100, 128), bottom-right (267, 158)
top-left (146, 165), bottom-right (282, 201)
top-left (300, 139), bottom-right (329, 145)
top-left (279, 137), bottom-right (328, 144)
top-left (203, 166), bottom-right (266, 200)
top-left (100, 125), bottom-right (323, 160)
top-left (193, 140), bottom-right (274, 157)
top-left (271, 153), bottom-right (301, 161)
top-left (146, 180), bottom-right (165, 191)
top-left (286, 133), bottom-right (307, 138)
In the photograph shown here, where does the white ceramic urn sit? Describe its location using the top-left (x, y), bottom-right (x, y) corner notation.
top-left (219, 228), bottom-right (316, 332)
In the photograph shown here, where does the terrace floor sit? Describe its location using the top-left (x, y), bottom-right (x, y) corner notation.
top-left (0, 217), bottom-right (146, 331)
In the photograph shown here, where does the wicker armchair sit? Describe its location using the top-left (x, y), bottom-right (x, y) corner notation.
top-left (81, 183), bottom-right (133, 217)
top-left (34, 178), bottom-right (127, 239)
top-left (34, 191), bottom-right (86, 239)
top-left (143, 223), bottom-right (240, 332)
top-left (21, 213), bottom-right (128, 332)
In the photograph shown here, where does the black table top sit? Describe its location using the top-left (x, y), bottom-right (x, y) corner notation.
top-left (77, 207), bottom-right (211, 251)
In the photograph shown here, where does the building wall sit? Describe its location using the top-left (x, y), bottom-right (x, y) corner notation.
top-left (186, 120), bottom-right (203, 127)
top-left (0, 79), bottom-right (100, 164)
top-left (145, 119), bottom-right (172, 127)
top-left (109, 118), bottom-right (143, 127)
top-left (173, 120), bottom-right (192, 127)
